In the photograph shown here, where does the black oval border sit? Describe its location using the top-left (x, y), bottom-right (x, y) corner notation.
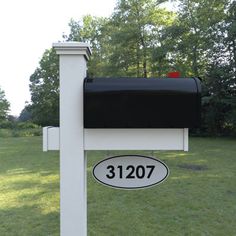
top-left (92, 155), bottom-right (169, 190)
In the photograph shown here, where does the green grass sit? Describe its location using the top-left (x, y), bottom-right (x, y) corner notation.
top-left (0, 137), bottom-right (236, 236)
top-left (0, 137), bottom-right (59, 236)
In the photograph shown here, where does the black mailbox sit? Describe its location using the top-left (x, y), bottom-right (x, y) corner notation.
top-left (84, 77), bottom-right (201, 128)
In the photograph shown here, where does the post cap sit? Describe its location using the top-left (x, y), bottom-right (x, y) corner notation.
top-left (53, 42), bottom-right (92, 60)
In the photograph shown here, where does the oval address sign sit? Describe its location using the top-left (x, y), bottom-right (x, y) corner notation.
top-left (93, 155), bottom-right (169, 189)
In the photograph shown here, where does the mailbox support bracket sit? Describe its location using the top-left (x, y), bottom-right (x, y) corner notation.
top-left (44, 127), bottom-right (188, 151)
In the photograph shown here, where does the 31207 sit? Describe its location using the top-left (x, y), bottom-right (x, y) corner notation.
top-left (106, 165), bottom-right (155, 179)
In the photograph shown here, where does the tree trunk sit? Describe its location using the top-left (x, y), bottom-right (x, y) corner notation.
top-left (192, 45), bottom-right (199, 76)
top-left (233, 39), bottom-right (236, 71)
top-left (158, 59), bottom-right (162, 77)
top-left (140, 37), bottom-right (147, 78)
top-left (136, 43), bottom-right (140, 77)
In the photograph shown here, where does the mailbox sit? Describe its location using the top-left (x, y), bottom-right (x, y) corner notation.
top-left (84, 77), bottom-right (201, 128)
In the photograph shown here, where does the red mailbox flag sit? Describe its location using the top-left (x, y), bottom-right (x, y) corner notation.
top-left (167, 71), bottom-right (181, 78)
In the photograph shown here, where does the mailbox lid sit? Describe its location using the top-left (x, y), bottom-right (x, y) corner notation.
top-left (84, 77), bottom-right (201, 128)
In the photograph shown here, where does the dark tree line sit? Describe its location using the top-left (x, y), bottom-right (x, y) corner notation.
top-left (27, 0), bottom-right (236, 136)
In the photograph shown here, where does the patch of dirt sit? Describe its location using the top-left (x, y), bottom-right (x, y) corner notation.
top-left (178, 163), bottom-right (208, 171)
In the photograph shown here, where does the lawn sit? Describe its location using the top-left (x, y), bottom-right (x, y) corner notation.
top-left (0, 137), bottom-right (236, 236)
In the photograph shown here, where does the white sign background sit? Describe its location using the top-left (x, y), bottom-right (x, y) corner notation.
top-left (93, 155), bottom-right (169, 189)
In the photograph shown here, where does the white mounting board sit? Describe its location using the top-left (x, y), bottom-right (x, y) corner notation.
top-left (43, 127), bottom-right (60, 151)
top-left (85, 128), bottom-right (188, 151)
top-left (43, 127), bottom-right (188, 151)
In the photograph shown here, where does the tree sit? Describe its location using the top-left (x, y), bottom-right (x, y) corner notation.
top-left (169, 0), bottom-right (229, 77)
top-left (199, 0), bottom-right (236, 135)
top-left (29, 49), bottom-right (59, 126)
top-left (107, 0), bottom-right (174, 77)
top-left (225, 1), bottom-right (236, 71)
top-left (63, 2), bottom-right (176, 78)
top-left (65, 16), bottom-right (111, 77)
top-left (18, 103), bottom-right (32, 122)
top-left (28, 0), bottom-right (235, 136)
top-left (201, 62), bottom-right (235, 135)
top-left (0, 86), bottom-right (10, 122)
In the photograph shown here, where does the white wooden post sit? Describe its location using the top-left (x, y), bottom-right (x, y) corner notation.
top-left (53, 42), bottom-right (91, 236)
top-left (183, 128), bottom-right (189, 152)
top-left (43, 127), bottom-right (49, 152)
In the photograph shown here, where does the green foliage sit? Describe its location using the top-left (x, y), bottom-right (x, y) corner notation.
top-left (201, 61), bottom-right (236, 136)
top-left (1, 137), bottom-right (236, 235)
top-left (0, 87), bottom-right (10, 123)
top-left (197, 0), bottom-right (236, 136)
top-left (107, 0), bottom-right (175, 77)
top-left (18, 104), bottom-right (32, 122)
top-left (168, 0), bottom-right (229, 77)
top-left (0, 128), bottom-right (42, 138)
top-left (28, 0), bottom-right (236, 136)
top-left (29, 49), bottom-right (59, 126)
top-left (0, 121), bottom-right (41, 138)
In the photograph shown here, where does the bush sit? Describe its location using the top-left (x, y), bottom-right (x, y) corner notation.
top-left (16, 122), bottom-right (39, 129)
top-left (0, 120), bottom-right (14, 129)
top-left (0, 127), bottom-right (42, 138)
top-left (0, 120), bottom-right (42, 138)
top-left (0, 129), bottom-right (12, 138)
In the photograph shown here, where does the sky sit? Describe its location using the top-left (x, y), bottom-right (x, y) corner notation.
top-left (0, 0), bottom-right (175, 116)
top-left (0, 0), bottom-right (116, 116)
